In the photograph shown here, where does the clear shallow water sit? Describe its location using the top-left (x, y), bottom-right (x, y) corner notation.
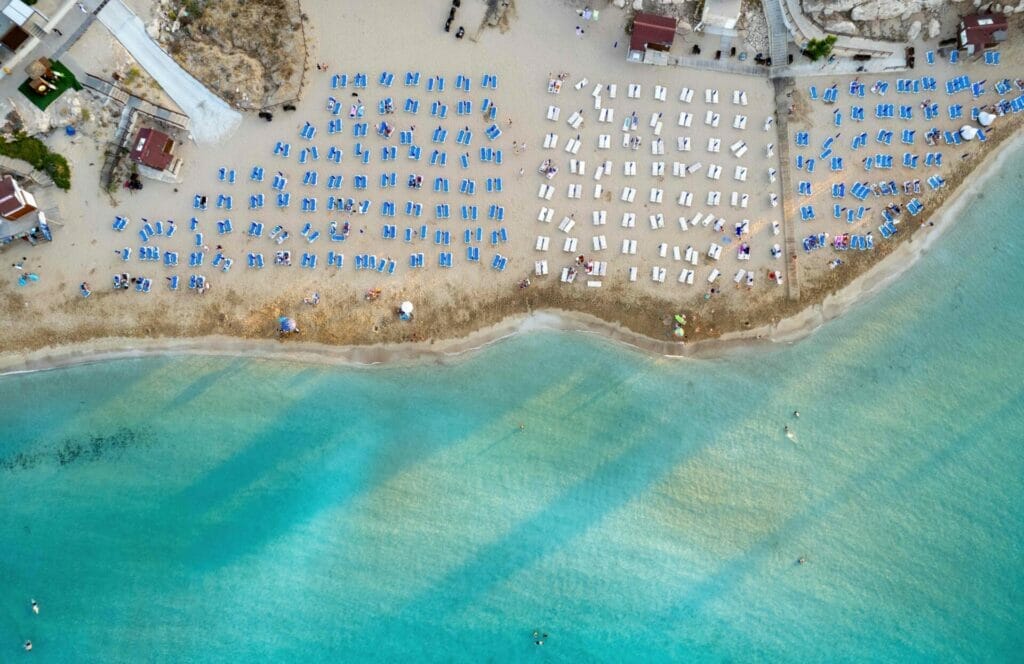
top-left (2, 157), bottom-right (1024, 662)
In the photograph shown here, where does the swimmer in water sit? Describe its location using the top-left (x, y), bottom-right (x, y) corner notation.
top-left (31, 599), bottom-right (39, 614)
top-left (24, 641), bottom-right (33, 651)
top-left (793, 410), bottom-right (800, 418)
top-left (798, 556), bottom-right (807, 565)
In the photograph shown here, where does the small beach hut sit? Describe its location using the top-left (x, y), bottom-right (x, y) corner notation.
top-left (627, 13), bottom-right (677, 66)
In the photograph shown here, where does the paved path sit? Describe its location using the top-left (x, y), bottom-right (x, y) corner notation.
top-left (96, 0), bottom-right (240, 144)
top-left (762, 0), bottom-right (791, 74)
top-left (772, 78), bottom-right (800, 301)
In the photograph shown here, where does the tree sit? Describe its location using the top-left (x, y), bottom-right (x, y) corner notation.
top-left (805, 35), bottom-right (838, 62)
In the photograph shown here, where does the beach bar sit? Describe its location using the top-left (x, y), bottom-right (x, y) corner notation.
top-left (0, 173), bottom-right (50, 249)
top-left (627, 12), bottom-right (676, 66)
top-left (958, 14), bottom-right (1008, 56)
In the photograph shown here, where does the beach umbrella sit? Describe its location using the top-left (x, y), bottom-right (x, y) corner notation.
top-left (673, 327), bottom-right (685, 338)
top-left (674, 314), bottom-right (686, 325)
top-left (400, 301), bottom-right (414, 314)
top-left (978, 111), bottom-right (996, 127)
top-left (959, 125), bottom-right (977, 141)
top-left (279, 316), bottom-right (297, 332)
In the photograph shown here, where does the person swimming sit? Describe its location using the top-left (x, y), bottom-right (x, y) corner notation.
top-left (24, 641), bottom-right (32, 651)
top-left (798, 556), bottom-right (807, 565)
top-left (31, 599), bottom-right (39, 614)
top-left (793, 410), bottom-right (800, 418)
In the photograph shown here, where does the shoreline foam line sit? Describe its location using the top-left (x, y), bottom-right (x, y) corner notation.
top-left (0, 130), bottom-right (1020, 377)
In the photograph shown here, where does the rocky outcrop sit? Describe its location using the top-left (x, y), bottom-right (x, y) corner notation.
top-left (800, 0), bottom-right (960, 41)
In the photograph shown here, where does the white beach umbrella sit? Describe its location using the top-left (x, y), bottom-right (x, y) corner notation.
top-left (400, 301), bottom-right (414, 314)
top-left (959, 125), bottom-right (977, 141)
top-left (978, 111), bottom-right (996, 127)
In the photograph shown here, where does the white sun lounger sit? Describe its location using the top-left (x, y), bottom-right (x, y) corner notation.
top-left (608, 84), bottom-right (617, 98)
top-left (654, 122), bottom-right (663, 136)
top-left (592, 184), bottom-right (602, 198)
top-left (678, 111), bottom-right (693, 127)
top-left (570, 159), bottom-right (586, 175)
top-left (673, 162), bottom-right (686, 177)
top-left (673, 245), bottom-right (682, 261)
top-left (593, 96), bottom-right (601, 110)
top-left (651, 138), bottom-right (665, 155)
top-left (621, 238), bottom-right (637, 254)
top-left (650, 113), bottom-right (660, 129)
top-left (680, 87), bottom-right (694, 103)
top-left (621, 187), bottom-right (637, 202)
top-left (678, 269), bottom-right (695, 285)
top-left (558, 217), bottom-right (575, 233)
top-left (563, 237), bottom-right (578, 252)
top-left (591, 235), bottom-right (607, 251)
top-left (574, 77), bottom-right (588, 91)
top-left (564, 138), bottom-right (581, 154)
top-left (591, 261), bottom-right (607, 276)
top-left (687, 161), bottom-right (703, 174)
top-left (535, 235), bottom-right (550, 251)
top-left (732, 115), bottom-right (747, 130)
top-left (705, 89), bottom-right (719, 104)
top-left (707, 164), bottom-right (722, 180)
top-left (707, 243), bottom-right (723, 260)
top-left (593, 164), bottom-right (605, 181)
top-left (592, 83), bottom-right (603, 98)
top-left (628, 83), bottom-right (641, 98)
top-left (649, 188), bottom-right (664, 204)
top-left (651, 161), bottom-right (665, 176)
top-left (734, 166), bottom-right (748, 181)
top-left (734, 145), bottom-right (747, 158)
top-left (734, 268), bottom-right (746, 284)
top-left (629, 266), bottom-right (638, 282)
top-left (707, 137), bottom-right (721, 153)
top-left (706, 191), bottom-right (721, 206)
top-left (543, 133), bottom-right (558, 149)
top-left (597, 134), bottom-right (611, 149)
top-left (592, 210), bottom-right (607, 225)
top-left (658, 242), bottom-right (668, 258)
top-left (535, 260), bottom-right (549, 276)
top-left (567, 111), bottom-right (583, 129)
top-left (560, 267), bottom-right (574, 283)
top-left (763, 116), bottom-right (774, 131)
top-left (547, 106), bottom-right (560, 121)
top-left (624, 161), bottom-right (637, 176)
top-left (537, 206), bottom-right (554, 223)
top-left (538, 183), bottom-right (554, 199)
top-left (654, 85), bottom-right (667, 101)
top-left (567, 183), bottom-right (582, 199)
top-left (587, 280), bottom-right (602, 288)
top-left (649, 213), bottom-right (665, 229)
top-left (621, 212), bottom-right (636, 228)
top-left (598, 108), bottom-right (614, 123)
top-left (652, 266), bottom-right (666, 283)
top-left (704, 111), bottom-right (720, 127)
top-left (690, 212), bottom-right (704, 227)
top-left (708, 268), bottom-right (721, 283)
top-left (678, 191), bottom-right (693, 207)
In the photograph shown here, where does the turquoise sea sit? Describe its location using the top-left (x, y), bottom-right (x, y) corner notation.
top-left (3, 153), bottom-right (1024, 662)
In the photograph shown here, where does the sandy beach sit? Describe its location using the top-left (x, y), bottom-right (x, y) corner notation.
top-left (0, 0), bottom-right (1021, 367)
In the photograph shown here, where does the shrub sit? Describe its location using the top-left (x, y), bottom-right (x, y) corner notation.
top-left (0, 135), bottom-right (73, 190)
top-left (805, 35), bottom-right (838, 62)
